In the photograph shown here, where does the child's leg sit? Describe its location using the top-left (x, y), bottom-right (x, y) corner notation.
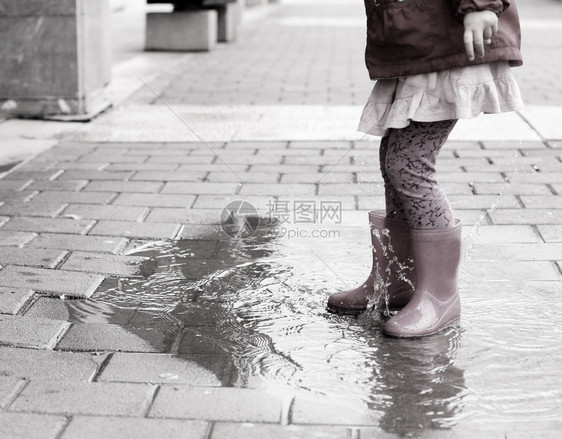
top-left (380, 120), bottom-right (462, 338)
top-left (381, 120), bottom-right (458, 229)
top-left (379, 135), bottom-right (408, 222)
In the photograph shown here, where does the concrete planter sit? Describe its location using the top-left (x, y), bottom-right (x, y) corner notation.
top-left (145, 10), bottom-right (218, 51)
top-left (0, 0), bottom-right (112, 120)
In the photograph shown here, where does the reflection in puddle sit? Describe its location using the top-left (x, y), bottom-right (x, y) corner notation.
top-left (61, 222), bottom-right (562, 431)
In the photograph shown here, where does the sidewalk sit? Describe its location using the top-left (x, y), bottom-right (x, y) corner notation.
top-left (0, 0), bottom-right (561, 438)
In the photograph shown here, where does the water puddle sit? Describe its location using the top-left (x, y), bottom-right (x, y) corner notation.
top-left (53, 215), bottom-right (562, 431)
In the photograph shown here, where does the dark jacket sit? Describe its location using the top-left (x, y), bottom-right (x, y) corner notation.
top-left (364, 0), bottom-right (523, 79)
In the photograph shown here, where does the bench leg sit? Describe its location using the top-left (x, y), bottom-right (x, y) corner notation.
top-left (215, 2), bottom-right (239, 43)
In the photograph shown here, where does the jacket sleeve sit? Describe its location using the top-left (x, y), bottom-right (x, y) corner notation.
top-left (453, 0), bottom-right (510, 17)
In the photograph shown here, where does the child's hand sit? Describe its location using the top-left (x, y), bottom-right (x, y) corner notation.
top-left (463, 10), bottom-right (499, 61)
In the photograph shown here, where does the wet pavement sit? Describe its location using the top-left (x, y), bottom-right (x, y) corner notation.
top-left (1, 0), bottom-right (562, 438)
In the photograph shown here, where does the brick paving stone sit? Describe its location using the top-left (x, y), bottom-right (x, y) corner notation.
top-left (489, 243), bottom-right (562, 261)
top-left (84, 180), bottom-right (164, 193)
top-left (25, 180), bottom-right (89, 191)
top-left (56, 170), bottom-right (133, 180)
top-left (225, 141), bottom-right (288, 149)
top-left (436, 172), bottom-right (506, 183)
top-left (31, 190), bottom-right (117, 204)
top-left (320, 164), bottom-right (385, 174)
top-left (537, 225), bottom-right (562, 243)
top-left (130, 170), bottom-right (207, 181)
top-left (291, 395), bottom-right (379, 426)
top-left (210, 155), bottom-right (283, 166)
top-left (0, 346), bottom-right (100, 380)
top-left (0, 287), bottom-right (34, 315)
top-left (482, 140), bottom-right (547, 150)
top-left (3, 170), bottom-right (62, 180)
top-left (282, 173), bottom-right (352, 184)
top-left (0, 247), bottom-right (67, 268)
top-left (56, 322), bottom-right (176, 353)
top-left (61, 204), bottom-right (148, 221)
top-left (145, 208), bottom-right (223, 226)
top-left (61, 252), bottom-right (153, 277)
top-left (210, 423), bottom-right (354, 439)
top-left (356, 196), bottom-right (391, 211)
top-left (473, 183), bottom-right (552, 195)
top-left (178, 225), bottom-right (231, 241)
top-left (489, 209), bottom-right (562, 225)
top-left (553, 184), bottom-right (562, 195)
top-left (98, 352), bottom-right (224, 385)
top-left (520, 195), bottom-right (562, 209)
top-left (453, 209), bottom-right (491, 226)
top-left (355, 173), bottom-right (389, 184)
top-left (454, 148), bottom-right (523, 158)
top-left (0, 179), bottom-right (31, 191)
top-left (0, 201), bottom-right (66, 217)
top-left (0, 413), bottom-right (67, 439)
top-left (11, 381), bottom-right (156, 417)
top-left (0, 376), bottom-right (25, 409)
top-left (161, 143), bottom-right (225, 152)
top-left (0, 266), bottom-right (104, 298)
top-left (177, 164), bottom-right (249, 173)
top-left (60, 417), bottom-right (210, 439)
top-left (90, 142), bottom-right (165, 150)
top-left (162, 182), bottom-right (240, 195)
top-left (259, 148), bottom-right (321, 157)
top-left (78, 153), bottom-right (149, 163)
top-left (284, 155), bottom-right (353, 166)
top-left (144, 207), bottom-right (192, 223)
top-left (463, 260), bottom-right (560, 281)
top-left (112, 193), bottom-right (196, 208)
top-left (463, 163), bottom-right (537, 173)
top-left (208, 172), bottom-right (279, 183)
top-left (0, 315), bottom-right (70, 349)
top-left (88, 220), bottom-right (180, 239)
top-left (442, 183), bottom-right (477, 195)
top-left (251, 164), bottom-right (320, 173)
top-left (448, 195), bottom-right (521, 209)
top-left (289, 141), bottom-right (354, 150)
top-left (27, 233), bottom-right (127, 254)
top-left (318, 183), bottom-right (379, 196)
top-left (239, 183), bottom-right (316, 196)
top-left (22, 297), bottom-right (73, 321)
top-left (149, 386), bottom-right (283, 422)
top-left (145, 155), bottom-right (215, 164)
top-left (127, 148), bottom-right (197, 156)
top-left (50, 162), bottom-right (110, 171)
top-left (464, 225), bottom-right (540, 243)
top-left (105, 163), bottom-right (179, 171)
top-left (193, 195), bottom-right (274, 210)
top-left (0, 231), bottom-right (35, 246)
top-left (0, 189), bottom-right (35, 203)
top-left (1, 217), bottom-right (95, 234)
top-left (507, 172), bottom-right (562, 184)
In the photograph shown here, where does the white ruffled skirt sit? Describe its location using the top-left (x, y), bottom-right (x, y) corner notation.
top-left (358, 61), bottom-right (524, 137)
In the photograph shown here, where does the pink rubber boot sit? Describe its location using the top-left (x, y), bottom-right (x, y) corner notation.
top-left (327, 211), bottom-right (415, 316)
top-left (383, 219), bottom-right (462, 338)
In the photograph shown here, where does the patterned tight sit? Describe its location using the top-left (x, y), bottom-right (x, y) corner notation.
top-left (379, 120), bottom-right (458, 230)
